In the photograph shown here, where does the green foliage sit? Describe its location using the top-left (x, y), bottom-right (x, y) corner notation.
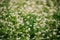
top-left (0, 0), bottom-right (60, 40)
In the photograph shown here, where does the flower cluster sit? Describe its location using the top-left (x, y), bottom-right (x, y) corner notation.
top-left (0, 0), bottom-right (60, 40)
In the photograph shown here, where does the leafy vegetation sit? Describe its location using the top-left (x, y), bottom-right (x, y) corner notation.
top-left (0, 0), bottom-right (60, 40)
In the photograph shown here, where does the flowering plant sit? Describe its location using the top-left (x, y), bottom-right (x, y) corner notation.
top-left (0, 0), bottom-right (60, 40)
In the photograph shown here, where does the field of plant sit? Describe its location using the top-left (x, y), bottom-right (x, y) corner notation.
top-left (0, 0), bottom-right (60, 40)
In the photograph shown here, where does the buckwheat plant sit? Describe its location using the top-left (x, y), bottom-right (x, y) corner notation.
top-left (0, 0), bottom-right (60, 40)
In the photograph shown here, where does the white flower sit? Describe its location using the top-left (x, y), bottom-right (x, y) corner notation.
top-left (27, 34), bottom-right (30, 37)
top-left (27, 16), bottom-right (30, 19)
top-left (26, 1), bottom-right (30, 5)
top-left (42, 12), bottom-right (48, 16)
top-left (19, 32), bottom-right (23, 34)
top-left (24, 5), bottom-right (27, 8)
top-left (37, 5), bottom-right (43, 9)
top-left (26, 29), bottom-right (29, 32)
top-left (53, 29), bottom-right (58, 31)
top-left (31, 1), bottom-right (35, 5)
top-left (46, 29), bottom-right (49, 32)
top-left (22, 34), bottom-right (24, 37)
top-left (37, 14), bottom-right (42, 16)
top-left (53, 32), bottom-right (56, 35)
top-left (16, 37), bottom-right (20, 40)
top-left (28, 28), bottom-right (30, 31)
top-left (38, 31), bottom-right (41, 34)
top-left (36, 18), bottom-right (41, 21)
top-left (47, 36), bottom-right (49, 39)
top-left (26, 37), bottom-right (29, 40)
top-left (50, 34), bottom-right (52, 37)
top-left (30, 25), bottom-right (32, 26)
top-left (57, 35), bottom-right (60, 37)
top-left (42, 34), bottom-right (45, 36)
top-left (37, 26), bottom-right (40, 28)
top-left (28, 6), bottom-right (33, 11)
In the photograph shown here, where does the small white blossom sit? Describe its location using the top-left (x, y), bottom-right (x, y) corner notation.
top-left (53, 32), bottom-right (56, 35)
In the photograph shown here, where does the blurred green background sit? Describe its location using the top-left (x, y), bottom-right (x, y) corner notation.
top-left (0, 0), bottom-right (60, 40)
